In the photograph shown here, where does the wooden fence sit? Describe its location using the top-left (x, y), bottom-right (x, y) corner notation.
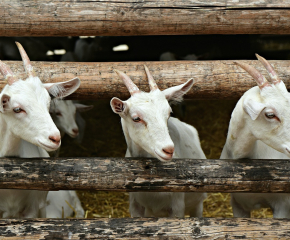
top-left (1, 157), bottom-right (290, 238)
top-left (0, 218), bottom-right (289, 239)
top-left (0, 158), bottom-right (290, 193)
top-left (1, 0), bottom-right (290, 239)
top-left (1, 60), bottom-right (290, 100)
top-left (2, 0), bottom-right (290, 36)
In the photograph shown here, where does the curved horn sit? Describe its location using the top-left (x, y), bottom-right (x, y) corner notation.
top-left (144, 65), bottom-right (158, 91)
top-left (255, 53), bottom-right (280, 84)
top-left (0, 61), bottom-right (17, 86)
top-left (15, 42), bottom-right (35, 78)
top-left (234, 61), bottom-right (270, 89)
top-left (114, 69), bottom-right (140, 96)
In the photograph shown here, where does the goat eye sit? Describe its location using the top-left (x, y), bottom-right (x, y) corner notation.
top-left (265, 112), bottom-right (275, 119)
top-left (13, 108), bottom-right (22, 113)
top-left (133, 117), bottom-right (141, 122)
top-left (56, 112), bottom-right (62, 116)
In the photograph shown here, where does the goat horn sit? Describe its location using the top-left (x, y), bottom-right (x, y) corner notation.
top-left (0, 61), bottom-right (17, 86)
top-left (255, 53), bottom-right (280, 84)
top-left (234, 61), bottom-right (270, 89)
top-left (15, 42), bottom-right (35, 78)
top-left (114, 69), bottom-right (140, 96)
top-left (144, 65), bottom-right (158, 91)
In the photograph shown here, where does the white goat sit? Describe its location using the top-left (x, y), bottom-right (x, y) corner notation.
top-left (221, 54), bottom-right (290, 218)
top-left (110, 66), bottom-right (207, 217)
top-left (47, 100), bottom-right (92, 218)
top-left (0, 42), bottom-right (80, 218)
top-left (46, 190), bottom-right (84, 218)
top-left (50, 100), bottom-right (93, 139)
top-left (49, 100), bottom-right (93, 158)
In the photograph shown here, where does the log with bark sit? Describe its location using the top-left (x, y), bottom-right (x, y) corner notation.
top-left (1, 1), bottom-right (290, 36)
top-left (0, 218), bottom-right (289, 239)
top-left (0, 157), bottom-right (290, 192)
top-left (0, 60), bottom-right (289, 100)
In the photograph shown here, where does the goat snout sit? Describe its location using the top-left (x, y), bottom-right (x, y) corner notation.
top-left (162, 146), bottom-right (174, 156)
top-left (49, 135), bottom-right (61, 145)
top-left (72, 128), bottom-right (79, 135)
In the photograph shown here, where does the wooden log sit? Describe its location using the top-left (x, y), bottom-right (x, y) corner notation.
top-left (1, 60), bottom-right (290, 100)
top-left (2, 1), bottom-right (290, 36)
top-left (0, 218), bottom-right (290, 239)
top-left (1, 157), bottom-right (290, 192)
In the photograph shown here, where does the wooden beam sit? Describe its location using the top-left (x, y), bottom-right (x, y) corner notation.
top-left (0, 60), bottom-right (289, 100)
top-left (1, 157), bottom-right (290, 192)
top-left (0, 218), bottom-right (290, 239)
top-left (2, 1), bottom-right (290, 36)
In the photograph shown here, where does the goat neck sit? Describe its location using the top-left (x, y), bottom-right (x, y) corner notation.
top-left (0, 117), bottom-right (20, 157)
top-left (220, 97), bottom-right (256, 159)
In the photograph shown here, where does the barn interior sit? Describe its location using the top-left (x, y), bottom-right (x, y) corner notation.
top-left (1, 34), bottom-right (287, 218)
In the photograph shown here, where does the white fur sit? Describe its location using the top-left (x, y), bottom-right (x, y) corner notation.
top-left (221, 82), bottom-right (290, 218)
top-left (0, 77), bottom-right (60, 155)
top-left (111, 80), bottom-right (207, 218)
top-left (50, 100), bottom-right (93, 139)
top-left (50, 100), bottom-right (78, 138)
top-left (0, 74), bottom-right (80, 218)
top-left (50, 100), bottom-right (93, 157)
top-left (46, 190), bottom-right (84, 218)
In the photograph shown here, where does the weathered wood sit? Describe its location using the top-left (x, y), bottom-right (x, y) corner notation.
top-left (2, 1), bottom-right (290, 36)
top-left (0, 218), bottom-right (289, 239)
top-left (1, 157), bottom-right (290, 192)
top-left (1, 60), bottom-right (290, 100)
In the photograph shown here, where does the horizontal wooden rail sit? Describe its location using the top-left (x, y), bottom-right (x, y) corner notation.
top-left (2, 1), bottom-right (290, 36)
top-left (1, 157), bottom-right (290, 192)
top-left (1, 60), bottom-right (290, 100)
top-left (0, 218), bottom-right (289, 239)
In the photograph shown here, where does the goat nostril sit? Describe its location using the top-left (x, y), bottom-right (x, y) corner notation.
top-left (49, 135), bottom-right (61, 145)
top-left (162, 147), bottom-right (174, 155)
top-left (72, 128), bottom-right (79, 134)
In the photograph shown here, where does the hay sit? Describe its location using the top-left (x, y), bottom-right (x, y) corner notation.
top-left (59, 99), bottom-right (274, 219)
top-left (203, 193), bottom-right (233, 218)
top-left (77, 191), bottom-right (130, 218)
top-left (76, 191), bottom-right (273, 219)
top-left (203, 193), bottom-right (273, 218)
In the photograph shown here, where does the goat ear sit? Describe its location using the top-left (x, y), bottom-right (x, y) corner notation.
top-left (43, 77), bottom-right (81, 99)
top-left (162, 79), bottom-right (194, 102)
top-left (110, 97), bottom-right (127, 114)
top-left (74, 103), bottom-right (94, 112)
top-left (243, 97), bottom-right (266, 120)
top-left (0, 94), bottom-right (10, 113)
